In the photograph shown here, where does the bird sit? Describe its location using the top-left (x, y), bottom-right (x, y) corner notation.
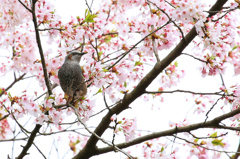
top-left (58, 51), bottom-right (87, 104)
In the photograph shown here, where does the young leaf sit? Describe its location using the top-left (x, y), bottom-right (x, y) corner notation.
top-left (212, 139), bottom-right (224, 147)
top-left (84, 9), bottom-right (98, 23)
top-left (210, 132), bottom-right (217, 138)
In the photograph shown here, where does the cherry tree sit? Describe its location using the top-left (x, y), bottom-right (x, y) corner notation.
top-left (1, 0), bottom-right (240, 158)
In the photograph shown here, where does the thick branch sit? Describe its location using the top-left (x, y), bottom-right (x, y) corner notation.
top-left (32, 1), bottom-right (53, 96)
top-left (16, 124), bottom-right (42, 159)
top-left (17, 0), bottom-right (53, 158)
top-left (96, 107), bottom-right (240, 155)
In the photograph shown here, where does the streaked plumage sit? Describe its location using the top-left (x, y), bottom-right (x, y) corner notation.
top-left (58, 51), bottom-right (87, 101)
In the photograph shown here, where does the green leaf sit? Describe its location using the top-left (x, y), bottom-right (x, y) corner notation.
top-left (103, 30), bottom-right (118, 43)
top-left (75, 139), bottom-right (80, 144)
top-left (50, 9), bottom-right (56, 14)
top-left (47, 96), bottom-right (55, 100)
top-left (104, 36), bottom-right (112, 43)
top-left (232, 45), bottom-right (238, 50)
top-left (8, 92), bottom-right (11, 97)
top-left (210, 55), bottom-right (216, 60)
top-left (98, 51), bottom-right (103, 58)
top-left (103, 69), bottom-right (109, 72)
top-left (160, 146), bottom-right (164, 152)
top-left (210, 132), bottom-right (217, 138)
top-left (194, 138), bottom-right (199, 143)
top-left (124, 81), bottom-right (127, 88)
top-left (84, 9), bottom-right (98, 23)
top-left (118, 121), bottom-right (122, 124)
top-left (212, 139), bottom-right (224, 147)
top-left (96, 88), bottom-right (102, 94)
top-left (134, 61), bottom-right (143, 66)
top-left (174, 61), bottom-right (178, 67)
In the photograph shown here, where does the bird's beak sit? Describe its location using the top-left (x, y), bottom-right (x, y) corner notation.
top-left (79, 52), bottom-right (87, 55)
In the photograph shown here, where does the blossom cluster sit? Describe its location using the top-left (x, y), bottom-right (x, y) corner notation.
top-left (68, 134), bottom-right (88, 153)
top-left (111, 114), bottom-right (137, 141)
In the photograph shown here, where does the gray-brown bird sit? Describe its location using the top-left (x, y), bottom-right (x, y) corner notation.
top-left (58, 51), bottom-right (87, 103)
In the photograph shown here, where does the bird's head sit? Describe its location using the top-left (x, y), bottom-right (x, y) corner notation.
top-left (65, 51), bottom-right (87, 63)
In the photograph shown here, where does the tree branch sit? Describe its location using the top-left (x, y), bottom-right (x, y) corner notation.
top-left (145, 89), bottom-right (223, 96)
top-left (16, 124), bottom-right (42, 159)
top-left (16, 0), bottom-right (54, 158)
top-left (151, 25), bottom-right (160, 62)
top-left (147, 0), bottom-right (185, 41)
top-left (96, 107), bottom-right (240, 155)
top-left (31, 1), bottom-right (53, 96)
top-left (173, 135), bottom-right (238, 154)
top-left (181, 53), bottom-right (207, 63)
top-left (0, 73), bottom-right (26, 97)
top-left (18, 0), bottom-right (32, 13)
top-left (0, 114), bottom-right (10, 121)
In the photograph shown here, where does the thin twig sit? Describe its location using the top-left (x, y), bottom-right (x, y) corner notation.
top-left (37, 28), bottom-right (64, 31)
top-left (145, 89), bottom-right (223, 96)
top-left (112, 118), bottom-right (118, 152)
top-left (89, 38), bottom-right (100, 61)
top-left (102, 51), bottom-right (127, 64)
top-left (220, 74), bottom-right (226, 89)
top-left (89, 104), bottom-right (115, 118)
top-left (181, 53), bottom-right (207, 63)
top-left (34, 83), bottom-right (58, 101)
top-left (32, 142), bottom-right (47, 159)
top-left (85, 0), bottom-right (92, 13)
top-left (100, 49), bottom-right (122, 61)
top-left (204, 97), bottom-right (223, 123)
top-left (173, 135), bottom-right (240, 154)
top-left (18, 0), bottom-right (32, 12)
top-left (148, 0), bottom-right (185, 41)
top-left (103, 92), bottom-right (111, 111)
top-left (90, 0), bottom-right (94, 8)
top-left (188, 131), bottom-right (228, 139)
top-left (11, 112), bottom-right (30, 133)
top-left (211, 7), bottom-right (238, 22)
top-left (164, 0), bottom-right (175, 8)
top-left (0, 114), bottom-right (10, 121)
top-left (151, 25), bottom-right (160, 62)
